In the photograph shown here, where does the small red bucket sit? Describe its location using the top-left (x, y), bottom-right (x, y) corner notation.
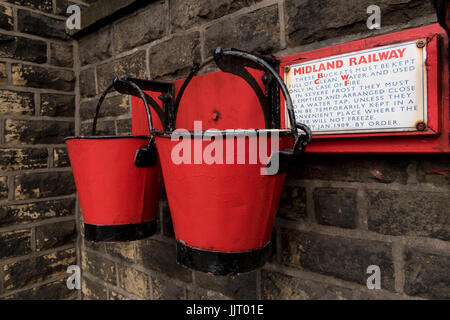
top-left (66, 79), bottom-right (162, 242)
top-left (154, 48), bottom-right (312, 274)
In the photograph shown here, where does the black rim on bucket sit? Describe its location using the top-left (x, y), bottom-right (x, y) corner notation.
top-left (85, 220), bottom-right (157, 242)
top-left (177, 241), bottom-right (272, 276)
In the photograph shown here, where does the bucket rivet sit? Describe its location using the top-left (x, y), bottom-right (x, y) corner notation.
top-left (284, 66), bottom-right (291, 73)
top-left (211, 111), bottom-right (219, 121)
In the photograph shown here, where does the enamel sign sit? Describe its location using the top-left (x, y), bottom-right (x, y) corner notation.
top-left (285, 40), bottom-right (427, 134)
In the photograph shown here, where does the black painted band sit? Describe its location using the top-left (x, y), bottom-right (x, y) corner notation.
top-left (84, 220), bottom-right (157, 242)
top-left (176, 241), bottom-right (272, 276)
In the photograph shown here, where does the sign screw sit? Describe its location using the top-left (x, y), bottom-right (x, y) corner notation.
top-left (416, 121), bottom-right (427, 131)
top-left (284, 66), bottom-right (290, 73)
top-left (416, 40), bottom-right (426, 48)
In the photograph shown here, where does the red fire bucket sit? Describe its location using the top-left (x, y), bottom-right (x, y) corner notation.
top-left (66, 79), bottom-right (162, 242)
top-left (154, 48), bottom-right (312, 274)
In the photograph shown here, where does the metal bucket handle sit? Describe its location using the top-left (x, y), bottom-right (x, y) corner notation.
top-left (91, 77), bottom-right (159, 167)
top-left (174, 47), bottom-right (312, 152)
top-left (92, 77), bottom-right (154, 136)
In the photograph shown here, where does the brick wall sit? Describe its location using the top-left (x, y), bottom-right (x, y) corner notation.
top-left (75, 0), bottom-right (450, 300)
top-left (0, 0), bottom-right (92, 300)
top-left (1, 0), bottom-right (447, 300)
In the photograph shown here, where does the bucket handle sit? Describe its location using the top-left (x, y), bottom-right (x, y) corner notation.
top-left (91, 77), bottom-right (160, 167)
top-left (92, 77), bottom-right (155, 136)
top-left (174, 47), bottom-right (312, 153)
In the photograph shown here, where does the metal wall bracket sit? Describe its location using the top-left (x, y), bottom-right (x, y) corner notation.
top-left (213, 47), bottom-right (281, 129)
top-left (114, 77), bottom-right (176, 131)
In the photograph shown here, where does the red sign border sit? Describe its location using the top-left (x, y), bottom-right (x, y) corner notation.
top-left (279, 23), bottom-right (449, 153)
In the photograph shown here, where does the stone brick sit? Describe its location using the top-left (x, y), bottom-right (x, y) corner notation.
top-left (109, 290), bottom-right (131, 300)
top-left (83, 236), bottom-right (105, 251)
top-left (35, 220), bottom-right (76, 251)
top-left (161, 202), bottom-right (174, 238)
top-left (82, 250), bottom-right (116, 285)
top-left (194, 271), bottom-right (257, 299)
top-left (0, 34), bottom-right (47, 63)
top-left (314, 187), bottom-right (358, 229)
top-left (0, 62), bottom-right (6, 84)
top-left (40, 94), bottom-right (75, 117)
top-left (18, 9), bottom-right (67, 40)
top-left (79, 68), bottom-right (96, 98)
top-left (284, 0), bottom-right (436, 47)
top-left (367, 190), bottom-right (450, 241)
top-left (170, 0), bottom-right (263, 32)
top-left (50, 42), bottom-right (73, 68)
top-left (277, 185), bottom-right (306, 221)
top-left (0, 176), bottom-right (8, 201)
top-left (136, 239), bottom-right (192, 283)
top-left (154, 205), bottom-right (161, 235)
top-left (416, 156), bottom-right (450, 186)
top-left (151, 275), bottom-right (185, 300)
top-left (0, 198), bottom-right (76, 226)
top-left (53, 147), bottom-right (70, 167)
top-left (0, 90), bottom-right (35, 116)
top-left (267, 229), bottom-right (277, 263)
top-left (404, 248), bottom-right (450, 299)
top-left (79, 27), bottom-right (112, 66)
top-left (6, 0), bottom-right (53, 13)
top-left (351, 289), bottom-right (400, 300)
top-left (0, 229), bottom-right (32, 259)
top-left (12, 64), bottom-right (75, 92)
top-left (148, 33), bottom-right (200, 80)
top-left (0, 4), bottom-right (13, 30)
top-left (80, 94), bottom-right (129, 121)
top-left (118, 266), bottom-right (150, 299)
top-left (14, 171), bottom-right (75, 200)
top-left (0, 148), bottom-right (48, 171)
top-left (112, 1), bottom-right (166, 54)
top-left (97, 50), bottom-right (147, 92)
top-left (5, 119), bottom-right (74, 144)
top-left (280, 229), bottom-right (395, 290)
top-left (204, 5), bottom-right (280, 56)
top-left (186, 288), bottom-right (232, 300)
top-left (3, 278), bottom-right (74, 300)
top-left (82, 276), bottom-right (107, 300)
top-left (81, 120), bottom-right (115, 136)
top-left (116, 118), bottom-right (131, 135)
top-left (105, 242), bottom-right (135, 263)
top-left (262, 270), bottom-right (353, 300)
top-left (288, 154), bottom-right (409, 184)
top-left (3, 248), bottom-right (76, 290)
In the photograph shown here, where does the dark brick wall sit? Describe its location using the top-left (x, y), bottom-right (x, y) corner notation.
top-left (1, 0), bottom-right (447, 300)
top-left (74, 0), bottom-right (450, 301)
top-left (0, 0), bottom-right (92, 300)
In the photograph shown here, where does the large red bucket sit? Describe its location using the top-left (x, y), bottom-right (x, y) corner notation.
top-left (154, 48), bottom-right (312, 274)
top-left (66, 79), bottom-right (162, 242)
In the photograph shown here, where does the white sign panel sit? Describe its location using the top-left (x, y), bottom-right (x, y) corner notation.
top-left (285, 41), bottom-right (427, 134)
